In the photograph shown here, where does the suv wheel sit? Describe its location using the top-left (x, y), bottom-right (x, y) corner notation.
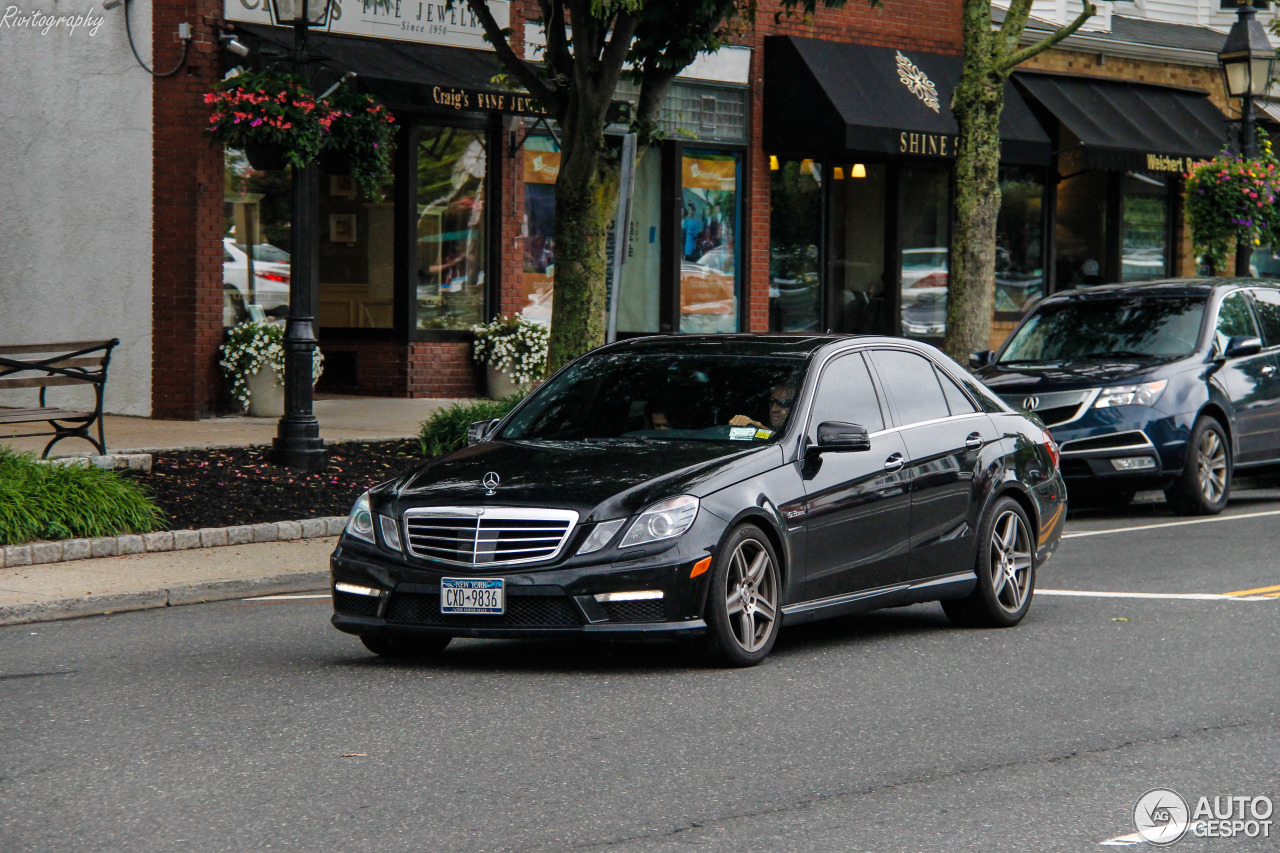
top-left (1165, 416), bottom-right (1231, 516)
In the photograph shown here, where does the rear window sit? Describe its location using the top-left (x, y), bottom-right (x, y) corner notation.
top-left (1000, 296), bottom-right (1206, 364)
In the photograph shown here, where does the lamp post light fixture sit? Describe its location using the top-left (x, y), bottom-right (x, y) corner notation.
top-left (1218, 0), bottom-right (1277, 275)
top-left (266, 0), bottom-right (333, 472)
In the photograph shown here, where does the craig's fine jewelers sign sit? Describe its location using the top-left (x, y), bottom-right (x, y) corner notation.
top-left (224, 0), bottom-right (508, 51)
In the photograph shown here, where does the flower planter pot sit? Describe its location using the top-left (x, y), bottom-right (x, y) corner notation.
top-left (485, 365), bottom-right (529, 400)
top-left (245, 142), bottom-right (288, 171)
top-left (245, 366), bottom-right (285, 418)
top-left (318, 148), bottom-right (352, 175)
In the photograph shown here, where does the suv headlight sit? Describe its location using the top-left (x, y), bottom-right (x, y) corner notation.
top-left (619, 495), bottom-right (699, 549)
top-left (345, 492), bottom-right (376, 544)
top-left (1094, 379), bottom-right (1167, 409)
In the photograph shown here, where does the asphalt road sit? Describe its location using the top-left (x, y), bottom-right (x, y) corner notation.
top-left (3, 491), bottom-right (1278, 852)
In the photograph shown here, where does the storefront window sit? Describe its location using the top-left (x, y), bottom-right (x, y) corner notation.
top-left (318, 167), bottom-right (396, 330)
top-left (769, 158), bottom-right (822, 332)
top-left (829, 162), bottom-right (887, 336)
top-left (996, 167), bottom-right (1046, 315)
top-left (416, 126), bottom-right (488, 331)
top-left (223, 148), bottom-right (292, 328)
top-left (1055, 170), bottom-right (1109, 289)
top-left (1121, 172), bottom-right (1170, 281)
top-left (679, 150), bottom-right (739, 333)
top-left (899, 165), bottom-right (951, 340)
top-left (520, 136), bottom-right (558, 325)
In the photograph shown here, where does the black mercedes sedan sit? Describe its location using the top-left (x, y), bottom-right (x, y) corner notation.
top-left (972, 279), bottom-right (1280, 515)
top-left (331, 335), bottom-right (1066, 666)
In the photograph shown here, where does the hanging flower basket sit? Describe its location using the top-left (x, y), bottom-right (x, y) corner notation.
top-left (1185, 133), bottom-right (1280, 272)
top-left (244, 140), bottom-right (290, 171)
top-left (205, 69), bottom-right (334, 171)
top-left (320, 87), bottom-right (397, 199)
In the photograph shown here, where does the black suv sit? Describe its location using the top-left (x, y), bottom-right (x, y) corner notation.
top-left (973, 279), bottom-right (1280, 514)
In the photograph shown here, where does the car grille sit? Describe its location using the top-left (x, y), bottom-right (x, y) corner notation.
top-left (402, 507), bottom-right (579, 567)
top-left (999, 389), bottom-right (1095, 427)
top-left (602, 600), bottom-right (666, 623)
top-left (385, 591), bottom-right (583, 628)
top-left (333, 590), bottom-right (380, 617)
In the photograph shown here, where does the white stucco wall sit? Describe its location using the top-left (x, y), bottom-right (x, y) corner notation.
top-left (0, 0), bottom-right (153, 416)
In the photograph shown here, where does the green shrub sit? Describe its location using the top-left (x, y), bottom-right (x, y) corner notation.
top-left (418, 396), bottom-right (523, 457)
top-left (0, 448), bottom-right (166, 545)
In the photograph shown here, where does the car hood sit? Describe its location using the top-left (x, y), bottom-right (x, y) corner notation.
top-left (979, 359), bottom-right (1166, 394)
top-left (384, 439), bottom-right (782, 520)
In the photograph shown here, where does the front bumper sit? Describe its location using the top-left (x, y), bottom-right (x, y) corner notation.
top-left (1032, 402), bottom-right (1194, 490)
top-left (330, 537), bottom-right (714, 642)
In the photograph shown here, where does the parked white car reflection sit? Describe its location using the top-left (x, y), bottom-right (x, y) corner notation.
top-left (223, 238), bottom-right (291, 325)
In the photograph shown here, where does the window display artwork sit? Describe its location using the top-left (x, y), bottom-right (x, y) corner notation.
top-left (416, 126), bottom-right (488, 331)
top-left (680, 151), bottom-right (740, 334)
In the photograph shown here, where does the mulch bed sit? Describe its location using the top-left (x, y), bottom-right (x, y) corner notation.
top-left (135, 440), bottom-right (425, 530)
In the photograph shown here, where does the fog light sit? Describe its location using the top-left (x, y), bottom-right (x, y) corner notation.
top-left (335, 582), bottom-right (382, 597)
top-left (1111, 456), bottom-right (1156, 471)
top-left (593, 590), bottom-right (663, 603)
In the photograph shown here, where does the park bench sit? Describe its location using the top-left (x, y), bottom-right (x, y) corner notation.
top-left (0, 339), bottom-right (120, 458)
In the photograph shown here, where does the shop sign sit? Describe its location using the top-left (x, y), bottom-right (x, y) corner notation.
top-left (1145, 154), bottom-right (1186, 173)
top-left (224, 0), bottom-right (508, 52)
top-left (431, 87), bottom-right (548, 116)
top-left (898, 131), bottom-right (957, 158)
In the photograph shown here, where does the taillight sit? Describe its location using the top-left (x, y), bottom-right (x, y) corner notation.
top-left (915, 272), bottom-right (948, 288)
top-left (258, 272), bottom-right (290, 284)
top-left (1043, 430), bottom-right (1060, 470)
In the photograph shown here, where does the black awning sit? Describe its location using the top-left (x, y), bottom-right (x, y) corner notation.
top-left (1012, 72), bottom-right (1230, 173)
top-left (233, 23), bottom-right (531, 115)
top-left (763, 36), bottom-right (1052, 165)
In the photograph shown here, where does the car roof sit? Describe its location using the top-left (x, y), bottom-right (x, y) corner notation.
top-left (1041, 277), bottom-right (1280, 302)
top-left (596, 334), bottom-right (948, 358)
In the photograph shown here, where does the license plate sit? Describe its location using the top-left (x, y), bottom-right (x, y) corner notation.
top-left (440, 577), bottom-right (505, 615)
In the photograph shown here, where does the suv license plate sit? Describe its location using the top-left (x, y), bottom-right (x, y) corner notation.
top-left (441, 578), bottom-right (504, 615)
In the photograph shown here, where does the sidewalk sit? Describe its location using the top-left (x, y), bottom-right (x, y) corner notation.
top-left (0, 394), bottom-right (463, 626)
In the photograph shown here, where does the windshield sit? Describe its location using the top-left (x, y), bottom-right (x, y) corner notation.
top-left (498, 352), bottom-right (808, 442)
top-left (1000, 296), bottom-right (1206, 364)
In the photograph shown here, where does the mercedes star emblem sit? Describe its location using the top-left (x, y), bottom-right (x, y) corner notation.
top-left (482, 472), bottom-right (500, 494)
top-left (1022, 396), bottom-right (1040, 411)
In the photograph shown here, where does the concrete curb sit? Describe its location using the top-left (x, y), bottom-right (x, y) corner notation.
top-left (0, 517), bottom-right (348, 569)
top-left (0, 570), bottom-right (331, 626)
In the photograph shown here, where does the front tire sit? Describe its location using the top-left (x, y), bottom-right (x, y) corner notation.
top-left (1165, 416), bottom-right (1230, 516)
top-left (704, 524), bottom-right (782, 667)
top-left (359, 633), bottom-right (451, 659)
top-left (942, 496), bottom-right (1035, 628)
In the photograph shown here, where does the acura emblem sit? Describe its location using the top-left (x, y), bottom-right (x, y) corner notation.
top-left (1022, 396), bottom-right (1040, 411)
top-left (482, 472), bottom-right (500, 494)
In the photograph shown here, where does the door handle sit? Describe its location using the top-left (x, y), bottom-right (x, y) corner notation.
top-left (966, 432), bottom-right (984, 449)
top-left (883, 453), bottom-right (905, 472)
top-left (1262, 364), bottom-right (1277, 376)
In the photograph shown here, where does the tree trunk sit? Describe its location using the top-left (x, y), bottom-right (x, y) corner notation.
top-left (945, 63), bottom-right (1005, 364)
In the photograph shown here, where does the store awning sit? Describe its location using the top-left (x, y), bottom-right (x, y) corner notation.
top-left (232, 24), bottom-right (540, 115)
top-left (1012, 72), bottom-right (1230, 173)
top-left (763, 36), bottom-right (1052, 165)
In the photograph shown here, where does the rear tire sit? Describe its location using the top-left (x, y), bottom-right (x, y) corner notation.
top-left (942, 496), bottom-right (1035, 628)
top-left (359, 634), bottom-right (451, 659)
top-left (704, 524), bottom-right (782, 667)
top-left (1165, 417), bottom-right (1230, 516)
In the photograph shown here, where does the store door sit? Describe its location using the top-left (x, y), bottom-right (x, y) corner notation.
top-left (828, 163), bottom-right (890, 336)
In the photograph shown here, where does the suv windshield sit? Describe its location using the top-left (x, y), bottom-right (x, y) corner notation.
top-left (499, 352), bottom-right (807, 442)
top-left (1000, 296), bottom-right (1206, 364)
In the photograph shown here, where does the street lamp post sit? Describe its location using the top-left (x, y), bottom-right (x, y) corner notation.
top-left (267, 0), bottom-right (332, 472)
top-left (1218, 0), bottom-right (1277, 276)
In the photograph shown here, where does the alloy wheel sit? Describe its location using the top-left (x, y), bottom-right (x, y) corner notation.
top-left (723, 538), bottom-right (779, 653)
top-left (988, 510), bottom-right (1032, 615)
top-left (1197, 429), bottom-right (1228, 505)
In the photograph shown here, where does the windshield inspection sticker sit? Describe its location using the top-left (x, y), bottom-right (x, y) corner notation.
top-left (729, 427), bottom-right (758, 440)
top-left (755, 429), bottom-right (773, 440)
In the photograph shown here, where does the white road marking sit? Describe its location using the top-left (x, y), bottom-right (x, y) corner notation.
top-left (1038, 589), bottom-right (1272, 601)
top-left (242, 593), bottom-right (331, 601)
top-left (1099, 829), bottom-right (1145, 845)
top-left (1064, 508), bottom-right (1280, 539)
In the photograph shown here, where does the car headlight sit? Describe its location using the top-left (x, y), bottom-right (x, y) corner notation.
top-left (619, 495), bottom-right (699, 549)
top-left (1094, 379), bottom-right (1168, 409)
top-left (577, 519), bottom-right (626, 555)
top-left (345, 492), bottom-right (376, 544)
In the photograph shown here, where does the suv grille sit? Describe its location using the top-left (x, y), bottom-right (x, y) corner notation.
top-left (999, 389), bottom-right (1095, 427)
top-left (402, 507), bottom-right (578, 567)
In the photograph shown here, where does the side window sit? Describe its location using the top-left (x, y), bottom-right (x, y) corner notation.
top-left (809, 353), bottom-right (884, 432)
top-left (1251, 290), bottom-right (1280, 348)
top-left (936, 366), bottom-right (978, 415)
top-left (1214, 292), bottom-right (1260, 352)
top-left (868, 349), bottom-right (951, 425)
